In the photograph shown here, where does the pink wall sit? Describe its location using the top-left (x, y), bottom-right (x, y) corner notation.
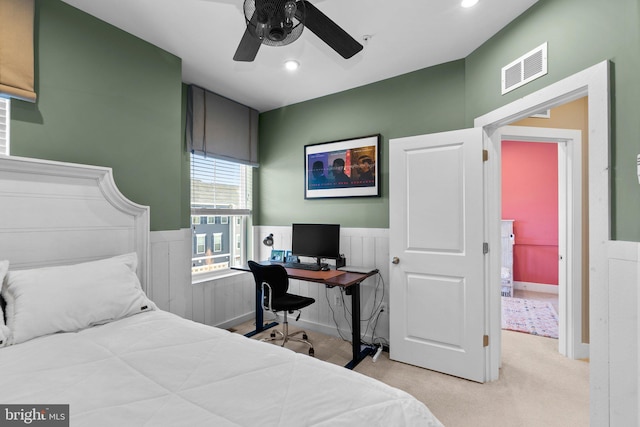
top-left (502, 140), bottom-right (558, 286)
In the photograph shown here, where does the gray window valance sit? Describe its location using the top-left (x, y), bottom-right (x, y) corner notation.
top-left (0, 0), bottom-right (36, 102)
top-left (186, 85), bottom-right (258, 167)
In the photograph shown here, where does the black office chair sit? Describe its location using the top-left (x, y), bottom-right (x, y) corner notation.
top-left (248, 260), bottom-right (315, 356)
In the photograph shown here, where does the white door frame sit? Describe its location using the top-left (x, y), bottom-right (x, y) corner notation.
top-left (499, 125), bottom-right (587, 360)
top-left (475, 61), bottom-right (610, 424)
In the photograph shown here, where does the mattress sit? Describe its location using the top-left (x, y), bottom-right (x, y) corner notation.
top-left (0, 310), bottom-right (442, 427)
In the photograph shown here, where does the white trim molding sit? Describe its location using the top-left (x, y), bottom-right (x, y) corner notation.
top-left (476, 60), bottom-right (610, 424)
top-left (513, 281), bottom-right (559, 294)
top-left (607, 240), bottom-right (640, 426)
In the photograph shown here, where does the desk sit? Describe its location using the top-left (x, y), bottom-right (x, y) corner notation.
top-left (233, 262), bottom-right (378, 369)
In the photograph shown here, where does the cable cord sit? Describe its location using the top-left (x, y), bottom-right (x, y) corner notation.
top-left (326, 272), bottom-right (388, 349)
top-left (361, 272), bottom-right (387, 347)
top-left (360, 272), bottom-right (385, 322)
top-left (326, 287), bottom-right (350, 342)
top-left (340, 290), bottom-right (352, 329)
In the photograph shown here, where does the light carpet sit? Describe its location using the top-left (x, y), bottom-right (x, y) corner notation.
top-left (502, 296), bottom-right (559, 338)
top-left (233, 319), bottom-right (589, 427)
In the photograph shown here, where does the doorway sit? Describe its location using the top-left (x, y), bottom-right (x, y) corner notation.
top-left (475, 61), bottom-right (608, 423)
top-left (388, 61), bottom-right (608, 421)
top-left (499, 124), bottom-right (586, 359)
top-left (501, 139), bottom-right (560, 306)
top-left (502, 139), bottom-right (560, 340)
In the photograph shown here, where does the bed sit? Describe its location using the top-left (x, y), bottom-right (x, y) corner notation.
top-left (0, 156), bottom-right (442, 427)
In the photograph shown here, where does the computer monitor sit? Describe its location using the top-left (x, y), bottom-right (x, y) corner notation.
top-left (291, 223), bottom-right (340, 266)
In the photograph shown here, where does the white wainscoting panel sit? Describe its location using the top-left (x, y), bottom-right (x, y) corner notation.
top-left (191, 272), bottom-right (256, 330)
top-left (150, 229), bottom-right (257, 329)
top-left (607, 240), bottom-right (639, 427)
top-left (149, 229), bottom-right (192, 318)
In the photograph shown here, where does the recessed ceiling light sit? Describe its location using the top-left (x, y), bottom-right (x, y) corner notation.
top-left (284, 60), bottom-right (299, 71)
top-left (461, 0), bottom-right (479, 8)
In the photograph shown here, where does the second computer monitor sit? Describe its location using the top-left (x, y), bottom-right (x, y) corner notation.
top-left (291, 223), bottom-right (340, 264)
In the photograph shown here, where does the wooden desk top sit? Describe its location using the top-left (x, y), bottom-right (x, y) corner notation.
top-left (233, 262), bottom-right (378, 288)
top-left (285, 268), bottom-right (377, 287)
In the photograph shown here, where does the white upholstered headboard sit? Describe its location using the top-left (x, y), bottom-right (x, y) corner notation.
top-left (0, 156), bottom-right (150, 293)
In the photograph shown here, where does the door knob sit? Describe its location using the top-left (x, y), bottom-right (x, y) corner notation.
top-left (392, 257), bottom-right (400, 264)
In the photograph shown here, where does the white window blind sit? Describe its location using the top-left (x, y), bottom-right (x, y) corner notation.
top-left (0, 97), bottom-right (9, 155)
top-left (190, 153), bottom-right (253, 276)
top-left (190, 153), bottom-right (253, 216)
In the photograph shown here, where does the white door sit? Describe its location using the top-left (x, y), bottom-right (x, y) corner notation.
top-left (389, 128), bottom-right (486, 382)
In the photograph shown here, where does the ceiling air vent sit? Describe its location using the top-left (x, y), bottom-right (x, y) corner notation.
top-left (501, 42), bottom-right (547, 95)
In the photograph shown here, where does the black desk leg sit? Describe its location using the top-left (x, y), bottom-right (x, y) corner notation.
top-left (244, 284), bottom-right (278, 338)
top-left (344, 283), bottom-right (375, 369)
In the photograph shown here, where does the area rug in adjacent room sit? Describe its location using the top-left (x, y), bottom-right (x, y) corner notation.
top-left (501, 297), bottom-right (559, 339)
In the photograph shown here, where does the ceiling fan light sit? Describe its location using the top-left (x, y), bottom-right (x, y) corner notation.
top-left (461, 0), bottom-right (479, 7)
top-left (284, 60), bottom-right (299, 71)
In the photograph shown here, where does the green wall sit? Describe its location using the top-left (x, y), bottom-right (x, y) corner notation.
top-left (257, 60), bottom-right (466, 227)
top-left (258, 0), bottom-right (640, 240)
top-left (9, 0), bottom-right (640, 239)
top-left (465, 0), bottom-right (640, 240)
top-left (10, 0), bottom-right (186, 231)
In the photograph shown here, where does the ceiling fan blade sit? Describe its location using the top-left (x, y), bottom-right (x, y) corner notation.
top-left (297, 0), bottom-right (363, 59)
top-left (233, 27), bottom-right (262, 61)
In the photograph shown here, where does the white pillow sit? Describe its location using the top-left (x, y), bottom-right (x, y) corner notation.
top-left (2, 253), bottom-right (156, 344)
top-left (0, 260), bottom-right (10, 347)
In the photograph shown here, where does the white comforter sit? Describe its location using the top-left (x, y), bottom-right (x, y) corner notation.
top-left (1, 311), bottom-right (442, 426)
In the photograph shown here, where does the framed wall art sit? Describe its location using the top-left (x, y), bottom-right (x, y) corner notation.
top-left (304, 134), bottom-right (381, 199)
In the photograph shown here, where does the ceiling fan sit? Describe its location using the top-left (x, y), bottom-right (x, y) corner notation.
top-left (233, 0), bottom-right (363, 62)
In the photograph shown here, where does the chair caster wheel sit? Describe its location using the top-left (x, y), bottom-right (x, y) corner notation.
top-left (309, 348), bottom-right (315, 357)
top-left (302, 333), bottom-right (308, 340)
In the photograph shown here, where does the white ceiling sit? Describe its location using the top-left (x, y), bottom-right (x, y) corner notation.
top-left (60, 0), bottom-right (539, 112)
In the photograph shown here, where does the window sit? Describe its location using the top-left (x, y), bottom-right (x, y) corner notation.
top-left (0, 98), bottom-right (9, 155)
top-left (191, 153), bottom-right (253, 276)
top-left (213, 233), bottom-right (222, 252)
top-left (192, 216), bottom-right (201, 225)
top-left (195, 234), bottom-right (206, 254)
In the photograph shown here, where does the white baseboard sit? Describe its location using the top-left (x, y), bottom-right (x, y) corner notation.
top-left (215, 312), bottom-right (256, 331)
top-left (513, 281), bottom-right (559, 295)
top-left (233, 311), bottom-right (372, 342)
top-left (286, 317), bottom-right (380, 345)
top-left (292, 318), bottom-right (350, 340)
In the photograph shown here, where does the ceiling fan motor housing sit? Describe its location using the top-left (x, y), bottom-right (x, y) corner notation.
top-left (233, 0), bottom-right (363, 62)
top-left (244, 0), bottom-right (305, 46)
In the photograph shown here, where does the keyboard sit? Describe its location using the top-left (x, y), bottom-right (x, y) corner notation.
top-left (282, 262), bottom-right (322, 271)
